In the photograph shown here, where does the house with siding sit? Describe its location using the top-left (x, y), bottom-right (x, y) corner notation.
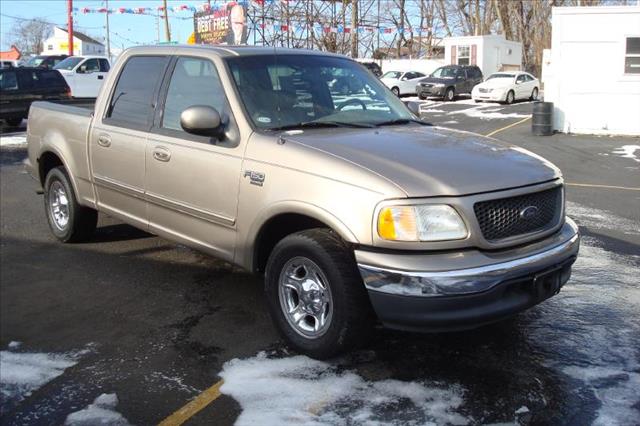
top-left (443, 34), bottom-right (522, 77)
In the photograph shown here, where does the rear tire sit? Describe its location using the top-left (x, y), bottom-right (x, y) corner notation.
top-left (530, 87), bottom-right (539, 101)
top-left (391, 86), bottom-right (400, 97)
top-left (418, 93), bottom-right (427, 100)
top-left (265, 229), bottom-right (374, 359)
top-left (444, 87), bottom-right (455, 102)
top-left (44, 167), bottom-right (97, 243)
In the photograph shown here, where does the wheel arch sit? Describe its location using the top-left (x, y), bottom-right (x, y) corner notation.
top-left (246, 203), bottom-right (359, 273)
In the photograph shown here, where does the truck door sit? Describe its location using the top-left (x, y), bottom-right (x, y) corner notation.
top-left (145, 56), bottom-right (242, 262)
top-left (74, 58), bottom-right (108, 98)
top-left (89, 55), bottom-right (170, 230)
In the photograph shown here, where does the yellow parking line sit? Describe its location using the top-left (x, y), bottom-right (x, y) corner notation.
top-left (158, 379), bottom-right (224, 426)
top-left (566, 182), bottom-right (640, 191)
top-left (484, 116), bottom-right (531, 137)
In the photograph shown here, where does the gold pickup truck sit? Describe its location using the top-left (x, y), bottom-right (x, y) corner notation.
top-left (26, 46), bottom-right (579, 359)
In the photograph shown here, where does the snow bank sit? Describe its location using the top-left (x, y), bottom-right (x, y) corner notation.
top-left (64, 393), bottom-right (131, 426)
top-left (0, 134), bottom-right (27, 147)
top-left (611, 145), bottom-right (640, 163)
top-left (220, 352), bottom-right (468, 426)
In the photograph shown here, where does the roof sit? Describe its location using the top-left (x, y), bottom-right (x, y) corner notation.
top-left (0, 45), bottom-right (21, 60)
top-left (124, 44), bottom-right (346, 59)
top-left (56, 27), bottom-right (104, 46)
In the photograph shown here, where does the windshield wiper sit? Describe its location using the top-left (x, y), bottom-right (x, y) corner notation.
top-left (374, 118), bottom-right (431, 127)
top-left (268, 121), bottom-right (373, 131)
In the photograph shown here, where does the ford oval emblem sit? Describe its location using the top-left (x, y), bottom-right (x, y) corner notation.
top-left (520, 206), bottom-right (539, 220)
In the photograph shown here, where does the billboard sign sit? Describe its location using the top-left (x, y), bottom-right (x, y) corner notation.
top-left (194, 3), bottom-right (248, 45)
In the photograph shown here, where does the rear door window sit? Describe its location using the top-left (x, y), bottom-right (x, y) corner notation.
top-left (106, 55), bottom-right (169, 129)
top-left (0, 71), bottom-right (19, 91)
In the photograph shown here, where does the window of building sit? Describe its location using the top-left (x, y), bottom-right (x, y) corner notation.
top-left (457, 46), bottom-right (470, 66)
top-left (625, 37), bottom-right (640, 74)
top-left (47, 44), bottom-right (53, 51)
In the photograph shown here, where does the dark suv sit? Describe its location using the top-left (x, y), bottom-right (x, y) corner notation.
top-left (416, 65), bottom-right (483, 101)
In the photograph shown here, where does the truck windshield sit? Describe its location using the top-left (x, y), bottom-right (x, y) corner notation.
top-left (227, 54), bottom-right (413, 130)
top-left (54, 57), bottom-right (84, 70)
top-left (430, 67), bottom-right (462, 78)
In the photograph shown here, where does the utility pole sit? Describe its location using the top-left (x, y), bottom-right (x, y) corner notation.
top-left (105, 0), bottom-right (111, 60)
top-left (162, 0), bottom-right (171, 42)
top-left (67, 0), bottom-right (74, 55)
top-left (351, 0), bottom-right (358, 58)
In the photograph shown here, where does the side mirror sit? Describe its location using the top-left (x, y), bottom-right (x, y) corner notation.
top-left (78, 65), bottom-right (87, 74)
top-left (180, 105), bottom-right (223, 138)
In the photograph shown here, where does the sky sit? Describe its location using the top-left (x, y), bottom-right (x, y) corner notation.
top-left (0, 0), bottom-right (206, 51)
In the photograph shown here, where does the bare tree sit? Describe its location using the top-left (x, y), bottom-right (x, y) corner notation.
top-left (7, 18), bottom-right (53, 56)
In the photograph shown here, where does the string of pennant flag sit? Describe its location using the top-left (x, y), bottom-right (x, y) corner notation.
top-left (73, 1), bottom-right (431, 35)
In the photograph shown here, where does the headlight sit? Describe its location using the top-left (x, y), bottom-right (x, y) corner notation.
top-left (377, 204), bottom-right (468, 242)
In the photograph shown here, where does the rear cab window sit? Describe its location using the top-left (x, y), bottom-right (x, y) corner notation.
top-left (0, 71), bottom-right (19, 91)
top-left (105, 55), bottom-right (170, 130)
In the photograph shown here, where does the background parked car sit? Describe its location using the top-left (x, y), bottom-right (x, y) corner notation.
top-left (416, 65), bottom-right (483, 101)
top-left (361, 61), bottom-right (382, 77)
top-left (472, 71), bottom-right (539, 104)
top-left (0, 67), bottom-right (71, 127)
top-left (23, 55), bottom-right (68, 69)
top-left (1, 60), bottom-right (19, 69)
top-left (54, 56), bottom-right (111, 98)
top-left (380, 70), bottom-right (427, 96)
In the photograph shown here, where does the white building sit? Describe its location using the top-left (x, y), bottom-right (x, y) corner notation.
top-left (42, 27), bottom-right (105, 56)
top-left (443, 34), bottom-right (522, 77)
top-left (543, 6), bottom-right (640, 136)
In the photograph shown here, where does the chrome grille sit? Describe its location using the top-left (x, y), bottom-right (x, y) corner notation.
top-left (474, 186), bottom-right (562, 241)
top-left (479, 88), bottom-right (490, 93)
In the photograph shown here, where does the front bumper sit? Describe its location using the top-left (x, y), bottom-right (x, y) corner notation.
top-left (357, 219), bottom-right (580, 331)
top-left (417, 85), bottom-right (445, 97)
top-left (472, 90), bottom-right (506, 102)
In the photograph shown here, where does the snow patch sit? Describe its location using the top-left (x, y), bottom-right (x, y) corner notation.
top-left (8, 341), bottom-right (21, 349)
top-left (567, 202), bottom-right (639, 236)
top-left (611, 145), bottom-right (640, 163)
top-left (0, 345), bottom-right (90, 408)
top-left (0, 134), bottom-right (27, 147)
top-left (447, 106), bottom-right (529, 120)
top-left (64, 393), bottom-right (131, 426)
top-left (220, 352), bottom-right (469, 426)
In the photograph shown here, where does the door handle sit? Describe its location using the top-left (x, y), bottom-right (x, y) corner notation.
top-left (97, 134), bottom-right (111, 147)
top-left (98, 75), bottom-right (104, 80)
top-left (153, 147), bottom-right (171, 162)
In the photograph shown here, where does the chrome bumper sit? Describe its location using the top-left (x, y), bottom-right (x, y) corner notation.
top-left (358, 219), bottom-right (580, 298)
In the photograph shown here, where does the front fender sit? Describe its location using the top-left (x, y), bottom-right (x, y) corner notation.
top-left (238, 200), bottom-right (360, 271)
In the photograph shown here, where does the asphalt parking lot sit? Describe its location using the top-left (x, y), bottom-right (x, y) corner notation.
top-left (1, 99), bottom-right (639, 425)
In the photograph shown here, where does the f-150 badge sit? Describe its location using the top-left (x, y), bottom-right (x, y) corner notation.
top-left (244, 170), bottom-right (265, 186)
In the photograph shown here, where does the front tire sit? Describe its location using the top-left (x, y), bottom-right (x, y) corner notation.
top-left (391, 86), bottom-right (400, 97)
top-left (444, 87), bottom-right (455, 102)
top-left (505, 90), bottom-right (515, 105)
top-left (265, 229), bottom-right (373, 359)
top-left (44, 167), bottom-right (97, 243)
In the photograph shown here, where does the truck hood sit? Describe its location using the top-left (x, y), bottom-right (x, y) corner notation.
top-left (284, 125), bottom-right (560, 197)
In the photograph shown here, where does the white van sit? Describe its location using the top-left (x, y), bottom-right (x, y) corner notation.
top-left (53, 56), bottom-right (111, 98)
